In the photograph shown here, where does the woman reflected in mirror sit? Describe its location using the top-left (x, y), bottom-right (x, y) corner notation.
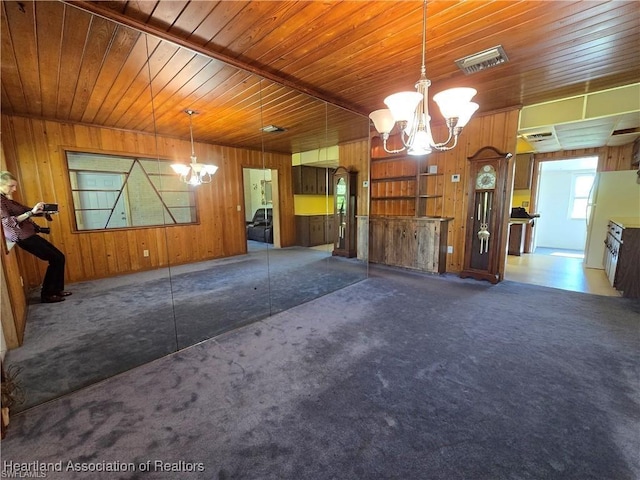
top-left (0, 171), bottom-right (70, 303)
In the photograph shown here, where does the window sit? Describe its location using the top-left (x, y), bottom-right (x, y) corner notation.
top-left (569, 172), bottom-right (595, 219)
top-left (66, 152), bottom-right (198, 231)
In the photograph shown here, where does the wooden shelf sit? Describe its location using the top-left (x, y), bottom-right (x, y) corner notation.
top-left (368, 142), bottom-right (433, 216)
top-left (371, 151), bottom-right (409, 161)
top-left (416, 157), bottom-right (443, 217)
top-left (371, 196), bottom-right (415, 200)
top-left (371, 176), bottom-right (416, 183)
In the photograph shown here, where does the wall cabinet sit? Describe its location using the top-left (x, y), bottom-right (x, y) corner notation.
top-left (317, 168), bottom-right (335, 195)
top-left (369, 217), bottom-right (450, 274)
top-left (603, 218), bottom-right (640, 298)
top-left (514, 153), bottom-right (533, 189)
top-left (292, 166), bottom-right (335, 195)
top-left (296, 215), bottom-right (333, 247)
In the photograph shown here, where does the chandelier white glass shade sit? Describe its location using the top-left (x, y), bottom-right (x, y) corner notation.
top-left (369, 0), bottom-right (479, 156)
top-left (171, 110), bottom-right (218, 186)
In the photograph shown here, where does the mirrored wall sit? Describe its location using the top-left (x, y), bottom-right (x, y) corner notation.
top-left (1, 2), bottom-right (369, 412)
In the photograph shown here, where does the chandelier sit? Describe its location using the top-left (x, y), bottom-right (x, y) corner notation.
top-left (369, 0), bottom-right (479, 156)
top-left (171, 110), bottom-right (218, 185)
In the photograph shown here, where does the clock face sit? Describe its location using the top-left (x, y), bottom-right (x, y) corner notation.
top-left (475, 165), bottom-right (497, 189)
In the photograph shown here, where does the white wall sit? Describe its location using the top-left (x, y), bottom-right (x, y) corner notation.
top-left (535, 169), bottom-right (588, 250)
top-left (243, 168), bottom-right (272, 221)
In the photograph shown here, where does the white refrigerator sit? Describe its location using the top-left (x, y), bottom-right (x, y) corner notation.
top-left (584, 170), bottom-right (640, 269)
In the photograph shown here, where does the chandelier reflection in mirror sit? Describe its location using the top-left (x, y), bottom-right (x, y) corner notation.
top-left (369, 0), bottom-right (479, 156)
top-left (171, 110), bottom-right (218, 185)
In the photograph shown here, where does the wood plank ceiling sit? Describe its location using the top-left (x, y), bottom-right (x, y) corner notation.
top-left (2, 0), bottom-right (639, 154)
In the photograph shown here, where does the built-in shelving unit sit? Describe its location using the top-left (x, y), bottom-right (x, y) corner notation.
top-left (369, 135), bottom-right (446, 218)
top-left (370, 152), bottom-right (418, 216)
top-left (368, 134), bottom-right (452, 274)
top-left (416, 164), bottom-right (444, 218)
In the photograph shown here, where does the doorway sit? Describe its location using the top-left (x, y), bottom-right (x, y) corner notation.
top-left (533, 157), bottom-right (598, 257)
top-left (504, 156), bottom-right (618, 295)
top-left (243, 168), bottom-right (280, 249)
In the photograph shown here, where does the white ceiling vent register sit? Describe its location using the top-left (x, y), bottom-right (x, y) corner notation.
top-left (523, 132), bottom-right (554, 142)
top-left (520, 130), bottom-right (561, 152)
top-left (456, 46), bottom-right (509, 75)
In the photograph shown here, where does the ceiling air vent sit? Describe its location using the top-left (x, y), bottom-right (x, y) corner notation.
top-left (523, 132), bottom-right (554, 142)
top-left (456, 45), bottom-right (508, 75)
top-left (612, 127), bottom-right (640, 136)
top-left (261, 125), bottom-right (286, 133)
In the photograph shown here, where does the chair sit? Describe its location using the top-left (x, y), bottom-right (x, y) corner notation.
top-left (246, 208), bottom-right (273, 243)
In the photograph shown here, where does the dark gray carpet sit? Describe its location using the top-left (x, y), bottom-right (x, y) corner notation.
top-left (5, 246), bottom-right (366, 411)
top-left (2, 266), bottom-right (638, 479)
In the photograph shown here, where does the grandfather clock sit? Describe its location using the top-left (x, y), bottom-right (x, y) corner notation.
top-left (460, 146), bottom-right (512, 284)
top-left (333, 167), bottom-right (357, 258)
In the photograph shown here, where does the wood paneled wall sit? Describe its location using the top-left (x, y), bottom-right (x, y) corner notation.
top-left (1, 114), bottom-right (295, 288)
top-left (1, 248), bottom-right (26, 349)
top-left (534, 144), bottom-right (635, 172)
top-left (339, 138), bottom-right (370, 217)
top-left (369, 108), bottom-right (521, 274)
top-left (1, 139), bottom-right (28, 349)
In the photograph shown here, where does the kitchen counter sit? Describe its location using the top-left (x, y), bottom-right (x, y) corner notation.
top-left (610, 217), bottom-right (640, 229)
top-left (507, 216), bottom-right (538, 256)
top-left (508, 213), bottom-right (539, 256)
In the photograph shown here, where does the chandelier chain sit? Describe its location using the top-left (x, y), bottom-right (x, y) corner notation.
top-left (170, 109), bottom-right (218, 185)
top-left (368, 0), bottom-right (479, 155)
top-left (421, 0), bottom-right (427, 78)
top-left (188, 110), bottom-right (196, 158)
